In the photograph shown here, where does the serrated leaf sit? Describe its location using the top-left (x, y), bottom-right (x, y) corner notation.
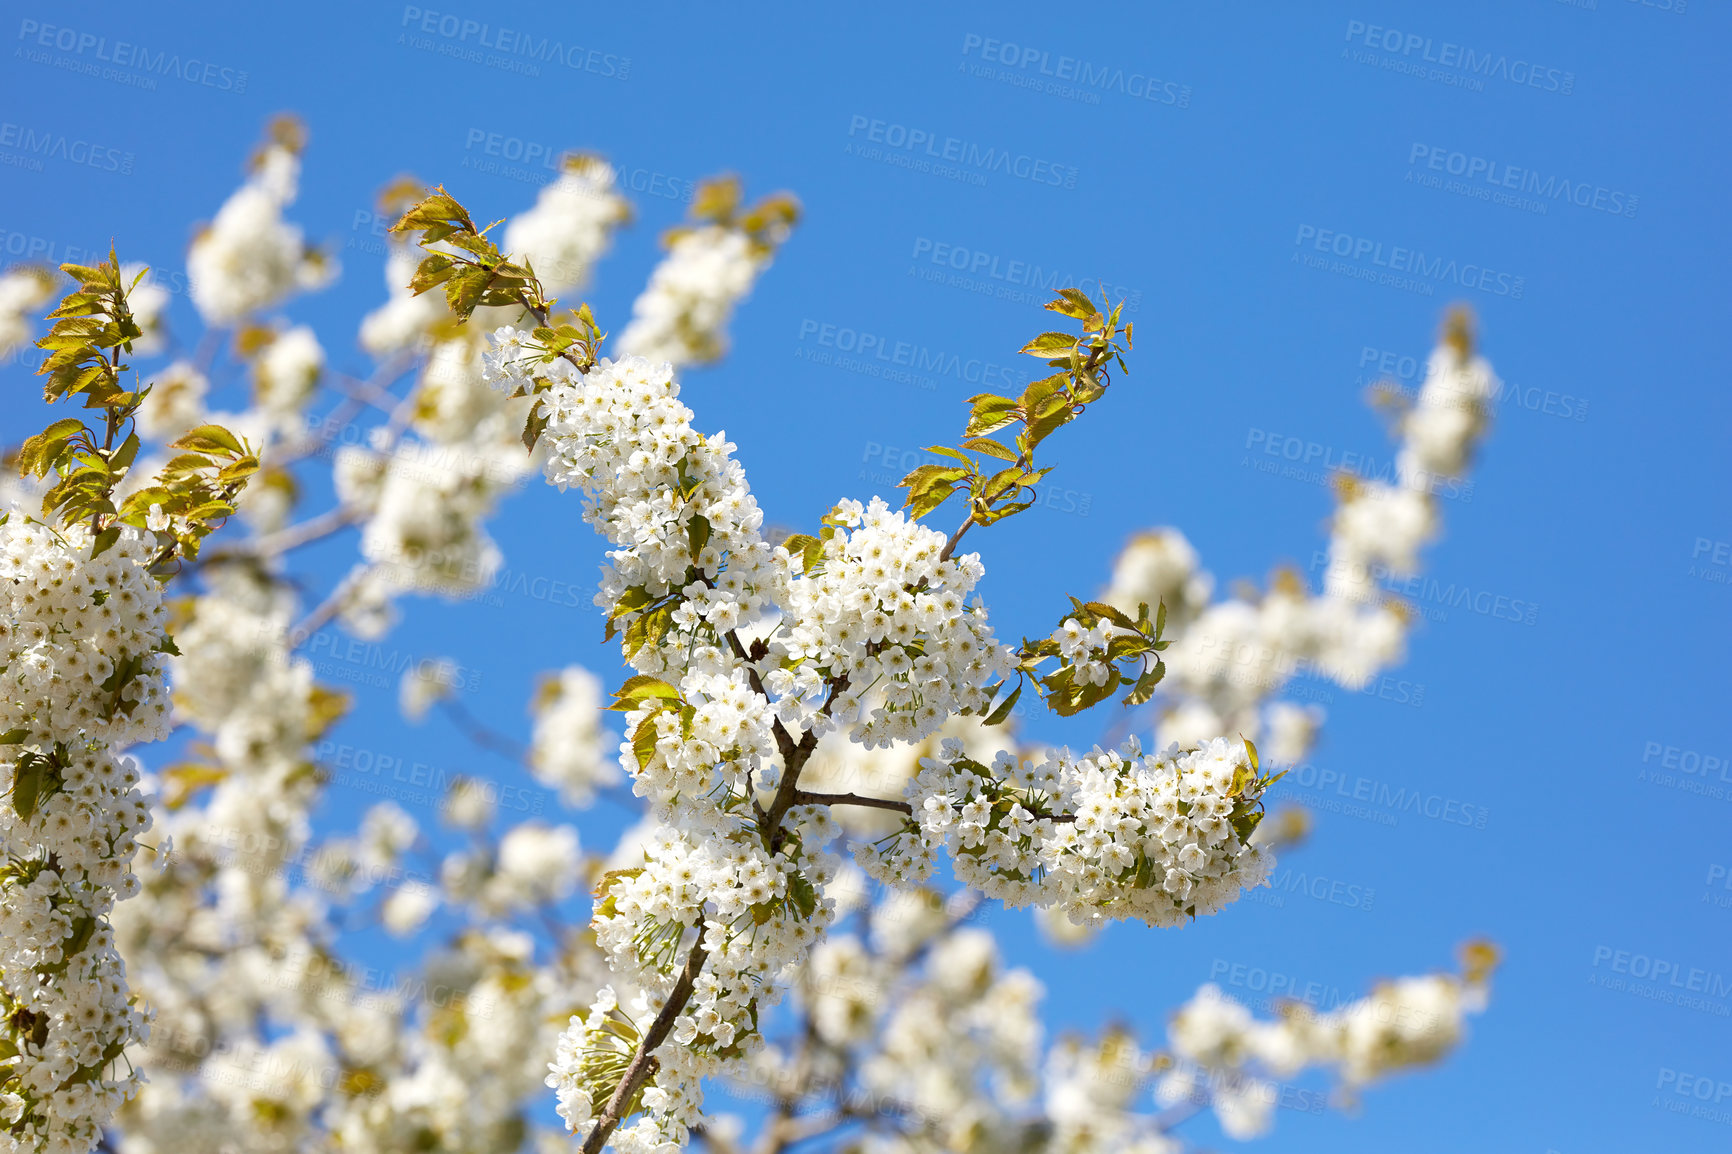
top-left (961, 436), bottom-right (1018, 462)
top-left (1046, 288), bottom-right (1098, 320)
top-left (900, 463), bottom-right (970, 495)
top-left (609, 675), bottom-right (682, 711)
top-left (1019, 332), bottom-right (1076, 356)
top-left (1082, 601), bottom-right (1139, 632)
top-left (168, 424), bottom-right (245, 456)
top-left (964, 394), bottom-right (1019, 437)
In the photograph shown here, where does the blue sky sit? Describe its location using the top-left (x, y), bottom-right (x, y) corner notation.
top-left (3, 1), bottom-right (1729, 1150)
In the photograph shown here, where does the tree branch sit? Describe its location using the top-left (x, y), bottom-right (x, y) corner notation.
top-left (578, 931), bottom-right (711, 1154)
top-left (790, 790), bottom-right (912, 815)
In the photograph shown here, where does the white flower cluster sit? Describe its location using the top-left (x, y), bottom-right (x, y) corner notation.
top-left (864, 737), bottom-right (1273, 929)
top-left (187, 142), bottom-right (332, 326)
top-left (252, 326), bottom-right (324, 434)
top-left (855, 927), bottom-right (1043, 1146)
top-left (134, 362), bottom-right (209, 441)
top-left (551, 816), bottom-right (842, 1151)
top-left (165, 575), bottom-right (317, 773)
top-left (1044, 1031), bottom-right (1175, 1154)
top-left (107, 562), bottom-right (337, 1150)
top-left (1325, 344), bottom-right (1496, 603)
top-left (115, 265), bottom-right (168, 358)
top-left (799, 715), bottom-right (1002, 839)
top-left (441, 821), bottom-right (582, 916)
top-left (1157, 969), bottom-right (1485, 1139)
top-left (529, 667), bottom-right (621, 807)
top-left (614, 226), bottom-right (767, 368)
top-left (503, 156), bottom-right (631, 296)
top-left (0, 518), bottom-right (169, 1153)
top-left (0, 267), bottom-right (57, 360)
top-left (337, 334), bottom-right (533, 611)
top-left (745, 897), bottom-right (1045, 1153)
top-left (776, 498), bottom-right (1013, 748)
top-left (489, 337), bottom-right (1014, 807)
top-left (358, 242), bottom-right (446, 357)
top-left (1103, 338), bottom-right (1498, 763)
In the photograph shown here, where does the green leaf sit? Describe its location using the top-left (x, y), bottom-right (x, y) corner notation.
top-left (779, 533), bottom-right (824, 575)
top-left (964, 394), bottom-right (1019, 437)
top-left (216, 456), bottom-right (259, 483)
top-left (0, 728), bottom-right (30, 744)
top-left (1124, 661), bottom-right (1165, 706)
top-left (1018, 332), bottom-right (1076, 356)
top-left (609, 587), bottom-right (656, 622)
top-left (982, 681), bottom-right (1022, 726)
top-left (686, 514), bottom-right (712, 557)
top-left (1082, 601), bottom-right (1139, 633)
top-left (1230, 808), bottom-right (1264, 845)
top-left (609, 675), bottom-right (682, 712)
top-left (925, 445), bottom-right (973, 466)
top-left (962, 436), bottom-right (1018, 463)
top-left (1046, 288), bottom-right (1098, 321)
top-left (168, 424), bottom-right (245, 456)
top-left (89, 526), bottom-right (121, 560)
top-left (787, 870), bottom-right (817, 919)
top-left (632, 714), bottom-right (661, 770)
top-left (11, 750), bottom-right (61, 822)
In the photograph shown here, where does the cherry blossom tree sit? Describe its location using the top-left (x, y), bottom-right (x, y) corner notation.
top-left (0, 118), bottom-right (1499, 1154)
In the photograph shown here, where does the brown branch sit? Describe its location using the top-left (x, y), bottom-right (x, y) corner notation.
top-left (578, 932), bottom-right (711, 1154)
top-left (790, 790), bottom-right (912, 815)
